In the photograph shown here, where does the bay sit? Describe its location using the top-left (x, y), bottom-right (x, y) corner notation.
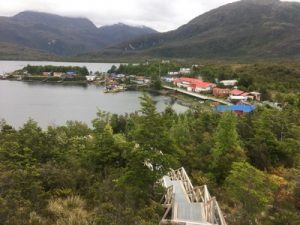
top-left (0, 60), bottom-right (187, 128)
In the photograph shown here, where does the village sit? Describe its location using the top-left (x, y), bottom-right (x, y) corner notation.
top-left (1, 63), bottom-right (278, 114)
top-left (102, 65), bottom-right (264, 114)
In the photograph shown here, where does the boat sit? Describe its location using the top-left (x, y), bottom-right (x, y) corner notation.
top-left (104, 85), bottom-right (126, 93)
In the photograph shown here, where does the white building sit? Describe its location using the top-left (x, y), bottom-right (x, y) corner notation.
top-left (86, 75), bottom-right (97, 81)
top-left (179, 68), bottom-right (191, 74)
top-left (229, 95), bottom-right (248, 101)
top-left (168, 71), bottom-right (179, 76)
top-left (163, 76), bottom-right (175, 82)
top-left (220, 80), bottom-right (238, 86)
top-left (53, 72), bottom-right (64, 77)
top-left (116, 74), bottom-right (126, 78)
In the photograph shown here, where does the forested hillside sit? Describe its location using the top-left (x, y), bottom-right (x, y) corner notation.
top-left (98, 0), bottom-right (300, 60)
top-left (0, 92), bottom-right (299, 224)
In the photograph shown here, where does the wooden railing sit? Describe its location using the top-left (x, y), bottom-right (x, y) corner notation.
top-left (159, 185), bottom-right (174, 225)
top-left (166, 167), bottom-right (227, 225)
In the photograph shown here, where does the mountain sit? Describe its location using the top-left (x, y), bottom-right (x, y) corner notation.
top-left (0, 11), bottom-right (157, 56)
top-left (98, 0), bottom-right (300, 60)
top-left (0, 42), bottom-right (60, 60)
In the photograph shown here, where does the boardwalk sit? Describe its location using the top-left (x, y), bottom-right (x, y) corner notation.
top-left (160, 168), bottom-right (227, 225)
top-left (163, 85), bottom-right (232, 106)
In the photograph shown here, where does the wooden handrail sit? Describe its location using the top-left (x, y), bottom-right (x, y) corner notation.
top-left (161, 167), bottom-right (227, 225)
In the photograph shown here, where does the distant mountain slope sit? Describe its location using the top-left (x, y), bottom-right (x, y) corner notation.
top-left (99, 0), bottom-right (300, 59)
top-left (0, 42), bottom-right (59, 61)
top-left (98, 23), bottom-right (157, 47)
top-left (0, 11), bottom-right (158, 56)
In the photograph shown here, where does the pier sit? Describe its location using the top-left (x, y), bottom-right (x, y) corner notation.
top-left (163, 85), bottom-right (232, 105)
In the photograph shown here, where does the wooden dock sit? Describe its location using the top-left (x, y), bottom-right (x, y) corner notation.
top-left (163, 85), bottom-right (232, 106)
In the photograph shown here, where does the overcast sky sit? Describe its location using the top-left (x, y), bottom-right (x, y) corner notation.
top-left (0, 0), bottom-right (298, 31)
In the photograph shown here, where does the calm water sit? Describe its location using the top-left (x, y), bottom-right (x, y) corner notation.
top-left (0, 60), bottom-right (119, 74)
top-left (0, 80), bottom-right (187, 128)
top-left (0, 61), bottom-right (187, 128)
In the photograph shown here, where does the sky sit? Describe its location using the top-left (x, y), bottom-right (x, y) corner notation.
top-left (0, 0), bottom-right (298, 32)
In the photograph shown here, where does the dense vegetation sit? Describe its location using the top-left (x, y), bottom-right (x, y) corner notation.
top-left (115, 62), bottom-right (300, 103)
top-left (0, 90), bottom-right (299, 224)
top-left (198, 63), bottom-right (300, 102)
top-left (24, 65), bottom-right (89, 76)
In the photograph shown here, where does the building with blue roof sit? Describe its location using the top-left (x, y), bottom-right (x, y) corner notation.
top-left (216, 104), bottom-right (256, 114)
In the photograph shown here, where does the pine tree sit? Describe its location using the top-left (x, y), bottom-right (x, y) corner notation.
top-left (212, 111), bottom-right (245, 183)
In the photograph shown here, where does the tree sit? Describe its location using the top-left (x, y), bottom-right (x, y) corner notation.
top-left (211, 111), bottom-right (245, 183)
top-left (120, 94), bottom-right (179, 202)
top-left (225, 162), bottom-right (280, 224)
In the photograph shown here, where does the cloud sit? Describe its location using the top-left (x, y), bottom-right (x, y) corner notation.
top-left (0, 0), bottom-right (299, 31)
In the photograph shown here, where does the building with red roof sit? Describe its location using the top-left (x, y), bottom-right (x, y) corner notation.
top-left (230, 89), bottom-right (244, 96)
top-left (174, 77), bottom-right (216, 93)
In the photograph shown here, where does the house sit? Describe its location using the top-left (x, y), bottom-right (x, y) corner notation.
top-left (230, 89), bottom-right (244, 96)
top-left (174, 77), bottom-right (216, 93)
top-left (229, 89), bottom-right (255, 102)
top-left (86, 75), bottom-right (96, 81)
top-left (116, 74), bottom-right (126, 79)
top-left (194, 82), bottom-right (215, 93)
top-left (144, 78), bottom-right (151, 84)
top-left (220, 80), bottom-right (238, 86)
top-left (163, 76), bottom-right (175, 82)
top-left (250, 92), bottom-right (261, 101)
top-left (179, 68), bottom-right (191, 74)
top-left (168, 71), bottom-right (179, 76)
top-left (65, 71), bottom-right (77, 78)
top-left (43, 72), bottom-right (51, 76)
top-left (133, 76), bottom-right (149, 85)
top-left (53, 72), bottom-right (63, 77)
top-left (213, 88), bottom-right (231, 97)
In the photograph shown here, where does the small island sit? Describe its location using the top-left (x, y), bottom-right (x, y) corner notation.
top-left (3, 65), bottom-right (91, 84)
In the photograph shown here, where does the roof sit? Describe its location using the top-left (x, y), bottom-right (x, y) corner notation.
top-left (66, 71), bottom-right (76, 75)
top-left (220, 80), bottom-right (238, 83)
top-left (213, 87), bottom-right (231, 91)
top-left (230, 89), bottom-right (244, 95)
top-left (229, 95), bottom-right (247, 100)
top-left (241, 92), bottom-right (250, 96)
top-left (216, 104), bottom-right (256, 113)
top-left (175, 77), bottom-right (215, 88)
top-left (250, 91), bottom-right (261, 95)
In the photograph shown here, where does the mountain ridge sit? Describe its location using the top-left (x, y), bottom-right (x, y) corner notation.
top-left (95, 0), bottom-right (300, 60)
top-left (0, 11), bottom-right (158, 56)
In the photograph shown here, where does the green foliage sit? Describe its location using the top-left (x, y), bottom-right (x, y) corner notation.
top-left (225, 162), bottom-right (280, 224)
top-left (115, 62), bottom-right (185, 79)
top-left (212, 111), bottom-right (246, 183)
top-left (24, 65), bottom-right (89, 76)
top-left (0, 90), bottom-right (300, 225)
